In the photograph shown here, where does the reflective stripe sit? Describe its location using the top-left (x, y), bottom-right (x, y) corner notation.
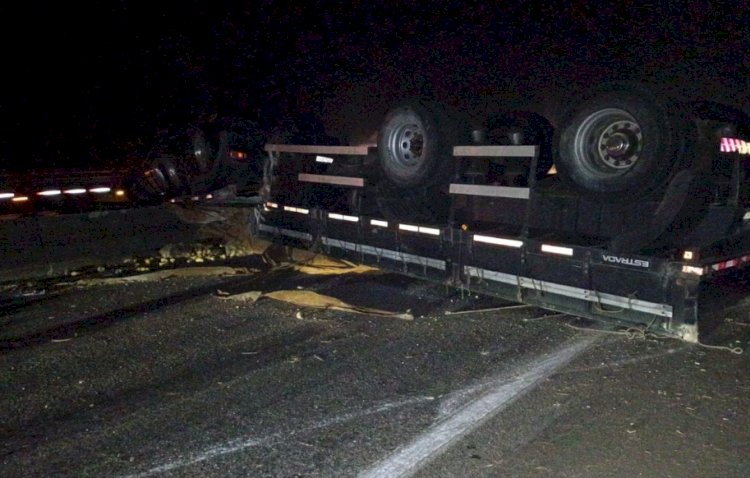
top-left (541, 244), bottom-right (574, 256)
top-left (464, 266), bottom-right (672, 318)
top-left (283, 205), bottom-right (310, 214)
top-left (720, 137), bottom-right (750, 154)
top-left (322, 237), bottom-right (446, 271)
top-left (399, 224), bottom-right (441, 236)
top-left (328, 213), bottom-right (359, 222)
top-left (370, 219), bottom-right (389, 228)
top-left (473, 234), bottom-right (523, 248)
top-left (710, 254), bottom-right (750, 271)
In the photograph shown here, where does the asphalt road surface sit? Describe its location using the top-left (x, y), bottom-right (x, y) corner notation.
top-left (2, 254), bottom-right (750, 478)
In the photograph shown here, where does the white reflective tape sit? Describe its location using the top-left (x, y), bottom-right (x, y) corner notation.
top-left (283, 206), bottom-right (310, 215)
top-left (12, 196), bottom-right (29, 202)
top-left (541, 244), bottom-right (574, 256)
top-left (370, 219), bottom-right (389, 228)
top-left (419, 226), bottom-right (440, 236)
top-left (399, 224), bottom-right (419, 233)
top-left (64, 188), bottom-right (87, 194)
top-left (682, 265), bottom-right (704, 275)
top-left (315, 155), bottom-right (334, 164)
top-left (89, 187), bottom-right (111, 194)
top-left (0, 192), bottom-right (14, 199)
top-left (473, 234), bottom-right (523, 248)
top-left (38, 190), bottom-right (62, 196)
top-left (329, 213), bottom-right (359, 222)
top-left (398, 224), bottom-right (440, 236)
top-left (265, 202), bottom-right (278, 209)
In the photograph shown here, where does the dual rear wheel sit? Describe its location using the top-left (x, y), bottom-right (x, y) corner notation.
top-left (376, 88), bottom-right (695, 216)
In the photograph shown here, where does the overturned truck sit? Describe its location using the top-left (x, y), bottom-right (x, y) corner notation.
top-left (257, 84), bottom-right (750, 342)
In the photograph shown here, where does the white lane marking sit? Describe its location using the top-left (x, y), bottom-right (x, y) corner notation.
top-left (122, 395), bottom-right (434, 478)
top-left (358, 336), bottom-right (596, 478)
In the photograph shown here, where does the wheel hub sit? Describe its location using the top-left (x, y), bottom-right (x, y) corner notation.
top-left (574, 108), bottom-right (643, 175)
top-left (392, 123), bottom-right (424, 166)
top-left (598, 119), bottom-right (642, 169)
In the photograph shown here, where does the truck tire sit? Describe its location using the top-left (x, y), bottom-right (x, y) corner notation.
top-left (186, 117), bottom-right (263, 194)
top-left (555, 87), bottom-right (691, 199)
top-left (188, 127), bottom-right (215, 175)
top-left (142, 157), bottom-right (187, 196)
top-left (377, 100), bottom-right (456, 188)
top-left (485, 111), bottom-right (554, 182)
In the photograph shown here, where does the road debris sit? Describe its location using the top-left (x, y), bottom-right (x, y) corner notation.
top-left (218, 290), bottom-right (263, 302)
top-left (290, 255), bottom-right (379, 276)
top-left (218, 289), bottom-right (413, 320)
top-left (68, 267), bottom-right (254, 286)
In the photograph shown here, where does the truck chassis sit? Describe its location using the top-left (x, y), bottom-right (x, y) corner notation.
top-left (257, 141), bottom-right (750, 343)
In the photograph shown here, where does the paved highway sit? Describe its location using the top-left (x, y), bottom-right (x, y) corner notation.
top-left (1, 252), bottom-right (749, 477)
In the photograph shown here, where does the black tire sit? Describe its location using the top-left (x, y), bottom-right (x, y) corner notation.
top-left (377, 100), bottom-right (457, 188)
top-left (186, 117), bottom-right (264, 194)
top-left (555, 86), bottom-right (692, 199)
top-left (485, 111), bottom-right (555, 182)
top-left (141, 156), bottom-right (187, 196)
top-left (188, 127), bottom-right (216, 175)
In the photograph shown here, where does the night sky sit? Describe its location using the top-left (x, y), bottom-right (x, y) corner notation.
top-left (1, 1), bottom-right (748, 170)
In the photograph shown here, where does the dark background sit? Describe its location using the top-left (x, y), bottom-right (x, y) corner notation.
top-left (0, 0), bottom-right (748, 170)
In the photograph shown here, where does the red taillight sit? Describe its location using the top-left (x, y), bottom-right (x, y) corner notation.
top-left (229, 150), bottom-right (248, 160)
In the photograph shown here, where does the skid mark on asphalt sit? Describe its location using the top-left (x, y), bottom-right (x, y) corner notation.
top-left (358, 335), bottom-right (597, 478)
top-left (121, 395), bottom-right (435, 478)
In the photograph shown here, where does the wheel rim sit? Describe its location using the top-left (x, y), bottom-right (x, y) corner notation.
top-left (190, 132), bottom-right (214, 173)
top-left (573, 108), bottom-right (643, 177)
top-left (142, 167), bottom-right (168, 195)
top-left (388, 122), bottom-right (425, 168)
